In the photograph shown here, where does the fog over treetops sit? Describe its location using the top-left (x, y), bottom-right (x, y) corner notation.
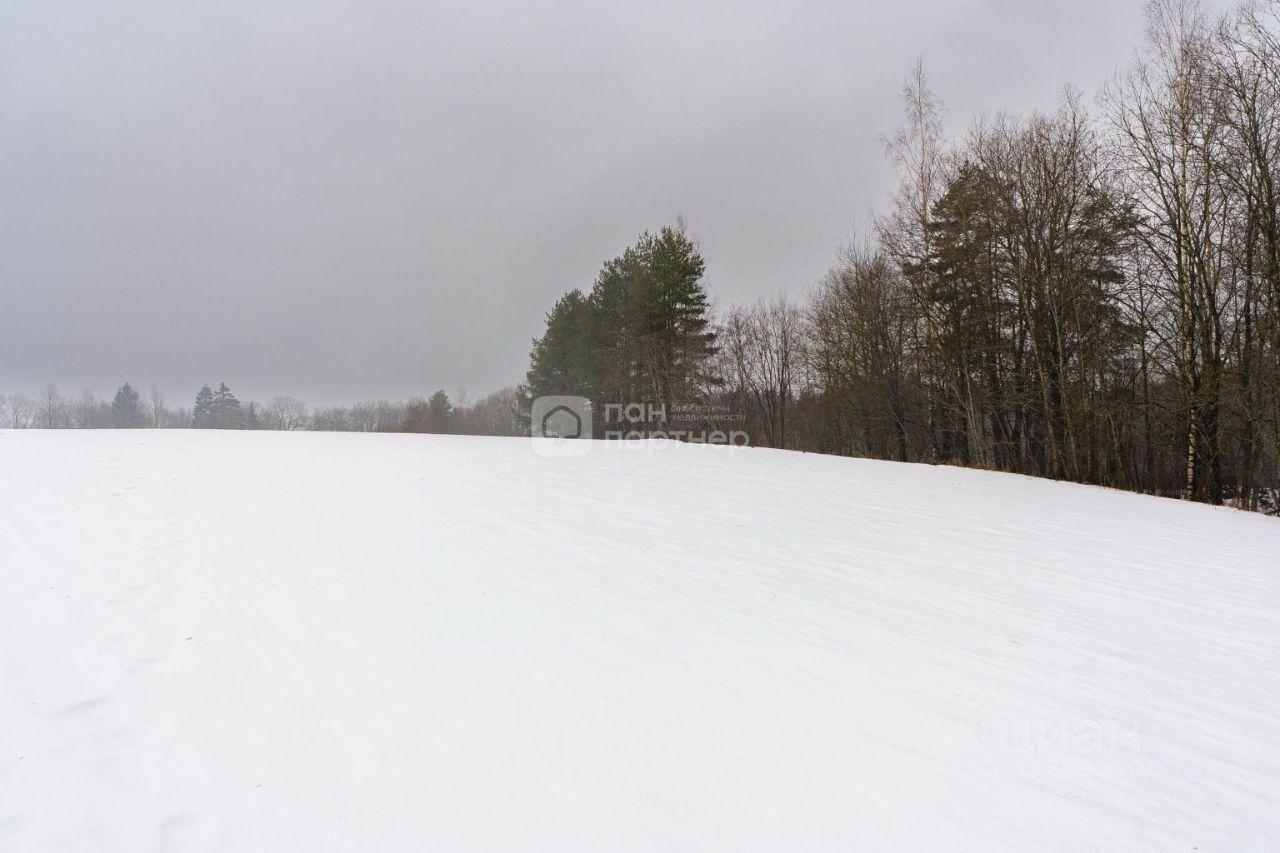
top-left (0, 0), bottom-right (1208, 403)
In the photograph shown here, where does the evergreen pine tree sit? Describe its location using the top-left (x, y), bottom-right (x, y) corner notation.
top-left (523, 222), bottom-right (717, 434)
top-left (642, 225), bottom-right (716, 404)
top-left (110, 382), bottom-right (145, 428)
top-left (425, 390), bottom-right (452, 433)
top-left (524, 289), bottom-right (598, 401)
top-left (192, 385), bottom-right (216, 428)
top-left (211, 383), bottom-right (244, 429)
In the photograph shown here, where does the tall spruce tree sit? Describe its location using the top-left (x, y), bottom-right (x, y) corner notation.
top-left (192, 385), bottom-right (216, 428)
top-left (110, 382), bottom-right (145, 428)
top-left (211, 383), bottom-right (244, 429)
top-left (643, 225), bottom-right (716, 404)
top-left (425, 390), bottom-right (452, 433)
top-left (525, 289), bottom-right (599, 400)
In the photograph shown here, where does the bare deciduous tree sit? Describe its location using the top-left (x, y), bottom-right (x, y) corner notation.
top-left (264, 396), bottom-right (309, 431)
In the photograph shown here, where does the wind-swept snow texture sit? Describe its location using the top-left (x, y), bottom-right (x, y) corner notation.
top-left (1, 431), bottom-right (1277, 851)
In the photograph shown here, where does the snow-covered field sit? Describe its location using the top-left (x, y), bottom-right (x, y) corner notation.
top-left (1, 430), bottom-right (1277, 851)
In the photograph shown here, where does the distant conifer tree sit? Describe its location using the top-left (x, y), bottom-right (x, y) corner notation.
top-left (110, 382), bottom-right (145, 428)
top-left (192, 385), bottom-right (216, 428)
top-left (211, 383), bottom-right (244, 429)
top-left (425, 390), bottom-right (452, 433)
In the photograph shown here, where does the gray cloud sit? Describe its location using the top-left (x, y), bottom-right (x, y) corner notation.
top-left (0, 0), bottom-right (1202, 404)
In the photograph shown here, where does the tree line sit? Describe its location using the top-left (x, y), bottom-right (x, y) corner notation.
top-left (0, 382), bottom-right (523, 436)
top-left (798, 0), bottom-right (1280, 507)
top-left (526, 0), bottom-right (1280, 510)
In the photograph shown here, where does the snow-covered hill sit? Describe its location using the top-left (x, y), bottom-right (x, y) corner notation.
top-left (1, 431), bottom-right (1277, 850)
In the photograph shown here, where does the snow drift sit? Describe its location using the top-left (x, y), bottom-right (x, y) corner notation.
top-left (1, 430), bottom-right (1277, 850)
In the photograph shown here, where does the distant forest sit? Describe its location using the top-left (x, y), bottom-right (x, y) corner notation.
top-left (4, 0), bottom-right (1278, 513)
top-left (0, 381), bottom-right (521, 438)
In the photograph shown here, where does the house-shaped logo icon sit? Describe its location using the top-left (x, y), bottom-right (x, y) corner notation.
top-left (540, 404), bottom-right (583, 439)
top-left (531, 396), bottom-right (592, 454)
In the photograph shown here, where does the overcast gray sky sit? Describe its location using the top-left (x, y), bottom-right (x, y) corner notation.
top-left (0, 0), bottom-right (1211, 405)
